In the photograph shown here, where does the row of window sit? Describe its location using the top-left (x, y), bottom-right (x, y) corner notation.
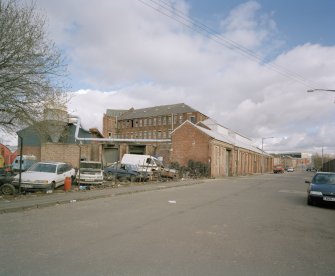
top-left (118, 114), bottom-right (196, 129)
top-left (119, 129), bottom-right (173, 139)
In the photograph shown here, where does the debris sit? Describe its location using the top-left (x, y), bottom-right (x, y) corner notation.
top-left (70, 199), bottom-right (76, 203)
top-left (46, 190), bottom-right (53, 194)
top-left (168, 200), bottom-right (176, 204)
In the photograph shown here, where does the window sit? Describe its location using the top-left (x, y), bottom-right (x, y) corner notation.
top-left (157, 117), bottom-right (161, 125)
top-left (190, 116), bottom-right (196, 124)
top-left (162, 116), bottom-right (166, 125)
top-left (139, 119), bottom-right (143, 127)
top-left (168, 116), bottom-right (172, 125)
top-left (153, 118), bottom-right (156, 126)
top-left (144, 119), bottom-right (147, 126)
top-left (148, 118), bottom-right (152, 125)
top-left (179, 114), bottom-right (183, 124)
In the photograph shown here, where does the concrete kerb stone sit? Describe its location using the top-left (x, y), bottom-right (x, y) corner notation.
top-left (0, 179), bottom-right (206, 214)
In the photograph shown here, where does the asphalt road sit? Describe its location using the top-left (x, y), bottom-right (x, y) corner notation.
top-left (1, 171), bottom-right (334, 276)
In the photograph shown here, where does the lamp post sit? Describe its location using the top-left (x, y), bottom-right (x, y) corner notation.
top-left (261, 137), bottom-right (274, 174)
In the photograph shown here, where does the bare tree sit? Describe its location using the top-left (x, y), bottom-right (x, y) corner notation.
top-left (0, 0), bottom-right (68, 133)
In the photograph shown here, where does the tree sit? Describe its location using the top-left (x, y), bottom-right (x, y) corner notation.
top-left (0, 0), bottom-right (68, 134)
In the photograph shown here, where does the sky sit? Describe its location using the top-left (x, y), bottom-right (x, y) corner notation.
top-left (9, 0), bottom-right (334, 155)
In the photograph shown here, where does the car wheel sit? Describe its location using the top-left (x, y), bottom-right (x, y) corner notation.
top-left (106, 173), bottom-right (115, 181)
top-left (307, 196), bottom-right (313, 206)
top-left (0, 184), bottom-right (16, 195)
top-left (46, 182), bottom-right (56, 194)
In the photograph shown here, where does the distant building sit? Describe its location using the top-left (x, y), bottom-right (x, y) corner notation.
top-left (271, 152), bottom-right (312, 170)
top-left (103, 103), bottom-right (208, 139)
top-left (102, 103), bottom-right (208, 164)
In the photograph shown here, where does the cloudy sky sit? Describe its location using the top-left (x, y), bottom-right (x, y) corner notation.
top-left (32, 0), bottom-right (335, 154)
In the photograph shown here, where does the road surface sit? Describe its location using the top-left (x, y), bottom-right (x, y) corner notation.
top-left (1, 171), bottom-right (334, 275)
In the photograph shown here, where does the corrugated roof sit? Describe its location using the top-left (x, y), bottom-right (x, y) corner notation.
top-left (119, 103), bottom-right (198, 120)
top-left (174, 120), bottom-right (263, 154)
top-left (196, 121), bottom-right (263, 153)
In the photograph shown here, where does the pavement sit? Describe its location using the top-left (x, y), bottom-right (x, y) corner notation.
top-left (0, 179), bottom-right (206, 214)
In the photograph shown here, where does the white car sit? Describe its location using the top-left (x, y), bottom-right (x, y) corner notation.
top-left (12, 162), bottom-right (76, 192)
top-left (287, 167), bottom-right (294, 172)
top-left (76, 161), bottom-right (104, 185)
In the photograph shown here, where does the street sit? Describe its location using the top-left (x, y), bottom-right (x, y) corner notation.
top-left (1, 171), bottom-right (334, 276)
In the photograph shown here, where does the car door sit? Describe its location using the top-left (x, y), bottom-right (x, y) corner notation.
top-left (63, 164), bottom-right (74, 178)
top-left (55, 164), bottom-right (73, 187)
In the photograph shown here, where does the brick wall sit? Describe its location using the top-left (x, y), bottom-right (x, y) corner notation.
top-left (41, 143), bottom-right (92, 168)
top-left (103, 114), bottom-right (116, 137)
top-left (171, 122), bottom-right (211, 166)
top-left (21, 146), bottom-right (41, 161)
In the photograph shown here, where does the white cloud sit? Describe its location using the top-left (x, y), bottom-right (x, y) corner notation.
top-left (35, 0), bottom-right (335, 155)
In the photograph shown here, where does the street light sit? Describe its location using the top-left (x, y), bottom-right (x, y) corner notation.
top-left (261, 137), bottom-right (274, 174)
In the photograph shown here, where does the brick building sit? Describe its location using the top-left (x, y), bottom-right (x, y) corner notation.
top-left (171, 119), bottom-right (273, 177)
top-left (102, 103), bottom-right (208, 164)
top-left (103, 103), bottom-right (208, 139)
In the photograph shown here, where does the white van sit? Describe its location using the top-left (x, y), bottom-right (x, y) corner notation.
top-left (121, 154), bottom-right (163, 174)
top-left (12, 155), bottom-right (37, 172)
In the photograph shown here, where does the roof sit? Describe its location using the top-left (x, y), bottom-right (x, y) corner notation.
top-left (89, 128), bottom-right (104, 138)
top-left (118, 103), bottom-right (199, 120)
top-left (105, 109), bottom-right (128, 117)
top-left (173, 120), bottom-right (263, 154)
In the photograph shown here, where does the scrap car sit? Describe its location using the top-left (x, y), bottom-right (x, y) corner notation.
top-left (104, 162), bottom-right (148, 182)
top-left (76, 161), bottom-right (104, 185)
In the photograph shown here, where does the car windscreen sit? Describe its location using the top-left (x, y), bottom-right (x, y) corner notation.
top-left (80, 163), bottom-right (101, 169)
top-left (28, 163), bottom-right (57, 173)
top-left (313, 174), bottom-right (335, 185)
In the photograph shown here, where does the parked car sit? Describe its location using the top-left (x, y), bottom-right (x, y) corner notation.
top-left (0, 168), bottom-right (16, 195)
top-left (273, 165), bottom-right (284, 173)
top-left (306, 172), bottom-right (335, 206)
top-left (76, 161), bottom-right (104, 185)
top-left (104, 162), bottom-right (148, 182)
top-left (287, 167), bottom-right (294, 172)
top-left (11, 155), bottom-right (37, 173)
top-left (12, 162), bottom-right (76, 192)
